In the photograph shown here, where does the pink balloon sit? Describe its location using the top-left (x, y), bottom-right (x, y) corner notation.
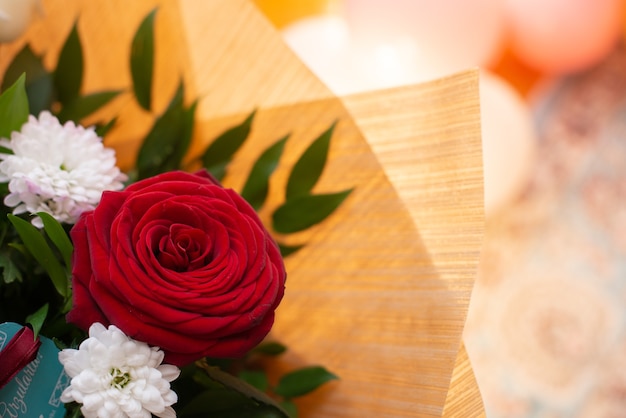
top-left (506, 0), bottom-right (623, 74)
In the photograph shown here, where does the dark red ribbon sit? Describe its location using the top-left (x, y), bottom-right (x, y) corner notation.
top-left (0, 326), bottom-right (41, 390)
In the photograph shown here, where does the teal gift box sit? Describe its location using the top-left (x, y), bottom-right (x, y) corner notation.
top-left (0, 322), bottom-right (68, 418)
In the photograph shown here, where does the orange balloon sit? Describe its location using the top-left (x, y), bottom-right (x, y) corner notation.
top-left (623, 0), bottom-right (626, 42)
top-left (253, 0), bottom-right (341, 28)
top-left (489, 40), bottom-right (543, 97)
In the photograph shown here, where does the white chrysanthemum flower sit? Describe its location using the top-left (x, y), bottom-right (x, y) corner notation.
top-left (59, 323), bottom-right (180, 418)
top-left (0, 111), bottom-right (127, 227)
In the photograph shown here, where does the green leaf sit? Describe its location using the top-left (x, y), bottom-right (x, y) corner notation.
top-left (202, 110), bottom-right (256, 181)
top-left (8, 214), bottom-right (69, 298)
top-left (95, 117), bottom-right (117, 137)
top-left (241, 135), bottom-right (288, 210)
top-left (0, 73), bottom-right (29, 139)
top-left (0, 252), bottom-right (22, 283)
top-left (273, 366), bottom-right (338, 398)
top-left (136, 83), bottom-right (186, 179)
top-left (26, 303), bottom-right (48, 339)
top-left (38, 212), bottom-right (73, 269)
top-left (163, 99), bottom-right (197, 172)
top-left (180, 389), bottom-right (250, 415)
top-left (278, 243), bottom-right (304, 258)
top-left (272, 190), bottom-right (352, 234)
top-left (130, 9), bottom-right (157, 111)
top-left (242, 406), bottom-right (289, 418)
top-left (2, 45), bottom-right (53, 115)
top-left (7, 243), bottom-right (27, 258)
top-left (62, 403), bottom-right (82, 418)
top-left (195, 363), bottom-right (290, 417)
top-left (238, 370), bottom-right (269, 392)
top-left (286, 121), bottom-right (336, 199)
top-left (252, 341), bottom-right (287, 356)
top-left (191, 369), bottom-right (224, 390)
top-left (56, 90), bottom-right (122, 123)
top-left (279, 400), bottom-right (298, 418)
top-left (180, 389), bottom-right (287, 418)
top-left (54, 21), bottom-right (83, 105)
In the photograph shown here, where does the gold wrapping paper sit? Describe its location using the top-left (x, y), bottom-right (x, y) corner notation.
top-left (0, 0), bottom-right (485, 416)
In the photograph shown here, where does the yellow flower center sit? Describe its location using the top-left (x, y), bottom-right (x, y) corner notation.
top-left (110, 368), bottom-right (131, 389)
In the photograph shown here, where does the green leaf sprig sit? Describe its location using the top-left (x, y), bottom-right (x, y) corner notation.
top-left (201, 110), bottom-right (257, 181)
top-left (174, 341), bottom-right (338, 418)
top-left (130, 9), bottom-right (157, 111)
top-left (196, 117), bottom-right (352, 256)
top-left (2, 46), bottom-right (53, 115)
top-left (53, 21), bottom-right (83, 106)
top-left (7, 214), bottom-right (72, 304)
top-left (240, 134), bottom-right (289, 211)
top-left (135, 82), bottom-right (197, 180)
top-left (0, 73), bottom-right (29, 139)
top-left (271, 122), bottom-right (353, 236)
top-left (0, 77), bottom-right (86, 350)
top-left (2, 21), bottom-right (120, 126)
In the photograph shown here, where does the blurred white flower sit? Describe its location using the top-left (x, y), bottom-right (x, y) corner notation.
top-left (59, 323), bottom-right (180, 418)
top-left (0, 111), bottom-right (126, 227)
top-left (488, 275), bottom-right (620, 406)
top-left (0, 0), bottom-right (42, 42)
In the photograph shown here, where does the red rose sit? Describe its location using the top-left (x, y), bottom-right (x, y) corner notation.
top-left (66, 170), bottom-right (286, 366)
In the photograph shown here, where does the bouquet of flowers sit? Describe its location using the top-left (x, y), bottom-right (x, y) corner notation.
top-left (0, 4), bottom-right (348, 418)
top-left (0, 1), bottom-right (486, 417)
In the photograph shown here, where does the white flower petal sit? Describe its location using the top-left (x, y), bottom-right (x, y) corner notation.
top-left (58, 323), bottom-right (180, 417)
top-left (0, 111), bottom-right (127, 226)
top-left (81, 392), bottom-right (106, 410)
top-left (58, 349), bottom-right (82, 377)
top-left (60, 386), bottom-right (75, 403)
top-left (155, 406), bottom-right (177, 418)
top-left (88, 321), bottom-right (108, 339)
top-left (72, 369), bottom-right (106, 393)
top-left (158, 365), bottom-right (181, 382)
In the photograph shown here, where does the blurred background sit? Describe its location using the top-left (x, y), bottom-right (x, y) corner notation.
top-left (254, 1), bottom-right (626, 417)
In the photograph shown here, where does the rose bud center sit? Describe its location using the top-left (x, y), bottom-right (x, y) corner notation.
top-left (156, 223), bottom-right (211, 272)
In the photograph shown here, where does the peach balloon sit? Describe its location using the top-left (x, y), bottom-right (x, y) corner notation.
top-left (506, 0), bottom-right (623, 74)
top-left (283, 0), bottom-right (507, 94)
top-left (343, 0), bottom-right (506, 74)
top-left (0, 0), bottom-right (40, 42)
top-left (480, 71), bottom-right (536, 217)
top-left (283, 14), bottom-right (462, 94)
top-left (282, 15), bottom-right (364, 94)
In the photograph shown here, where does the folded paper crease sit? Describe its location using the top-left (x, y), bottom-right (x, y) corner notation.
top-left (0, 0), bottom-right (485, 416)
